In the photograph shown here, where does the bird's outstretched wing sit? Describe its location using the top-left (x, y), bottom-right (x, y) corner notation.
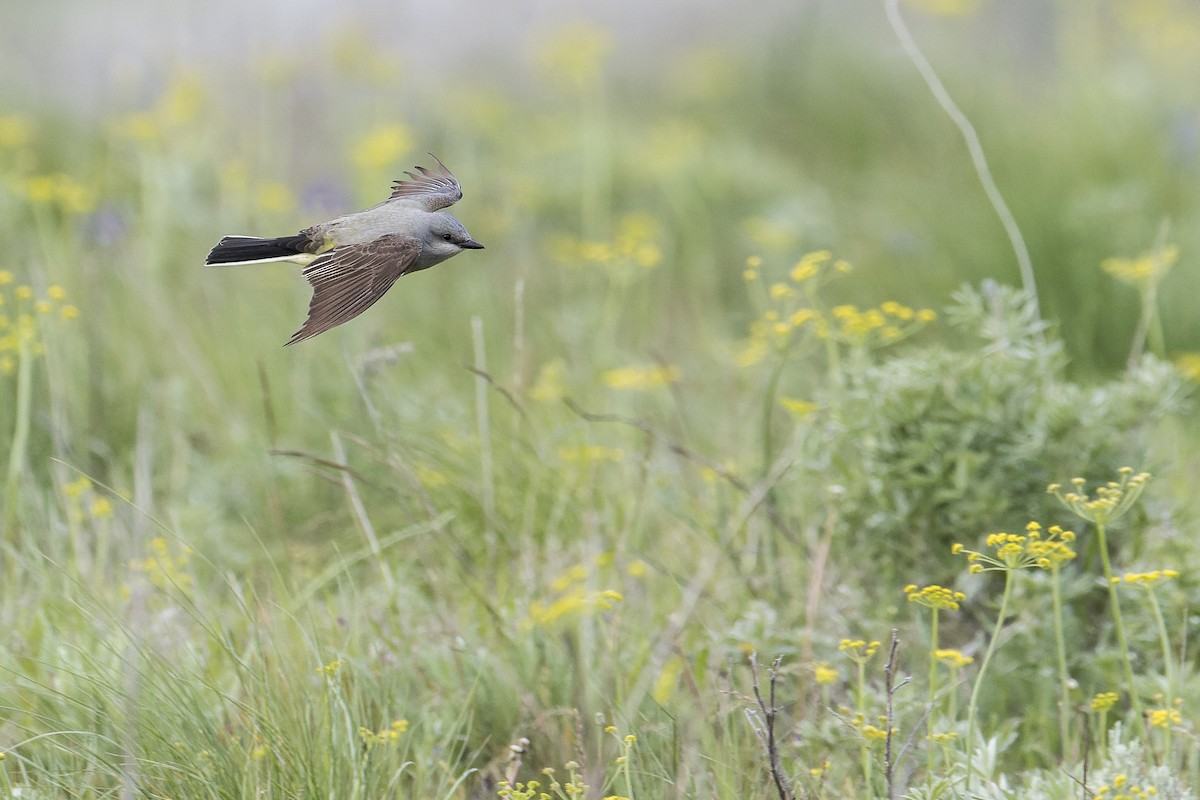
top-left (286, 234), bottom-right (422, 345)
top-left (388, 154), bottom-right (463, 211)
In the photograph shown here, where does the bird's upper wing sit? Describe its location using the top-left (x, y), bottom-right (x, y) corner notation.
top-left (388, 155), bottom-right (463, 211)
top-left (286, 234), bottom-right (422, 345)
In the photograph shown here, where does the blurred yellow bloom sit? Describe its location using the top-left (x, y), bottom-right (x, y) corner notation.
top-left (1175, 352), bottom-right (1200, 382)
top-left (352, 124), bottom-right (413, 172)
top-left (20, 174), bottom-right (95, 215)
top-left (558, 444), bottom-right (625, 464)
top-left (652, 655), bottom-right (684, 705)
top-left (0, 115), bottom-right (33, 149)
top-left (742, 217), bottom-right (798, 253)
top-left (161, 74), bottom-right (207, 127)
top-left (255, 182), bottom-right (295, 215)
top-left (538, 23), bottom-right (613, 87)
top-left (529, 360), bottom-right (566, 403)
top-left (601, 364), bottom-right (679, 390)
top-left (779, 396), bottom-right (817, 418)
top-left (1101, 244), bottom-right (1178, 288)
top-left (813, 662), bottom-right (838, 684)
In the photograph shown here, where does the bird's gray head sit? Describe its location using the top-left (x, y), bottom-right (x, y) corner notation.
top-left (423, 212), bottom-right (484, 262)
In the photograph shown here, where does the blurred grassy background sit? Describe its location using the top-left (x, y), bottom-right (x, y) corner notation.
top-left (2, 1), bottom-right (1200, 797)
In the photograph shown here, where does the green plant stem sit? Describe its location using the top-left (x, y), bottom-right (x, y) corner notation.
top-left (1096, 521), bottom-right (1143, 734)
top-left (4, 329), bottom-right (34, 535)
top-left (966, 570), bottom-right (1014, 792)
top-left (760, 354), bottom-right (787, 475)
top-left (621, 740), bottom-right (635, 800)
top-left (857, 659), bottom-right (871, 792)
top-left (1050, 566), bottom-right (1071, 762)
top-left (1143, 589), bottom-right (1175, 701)
top-left (927, 608), bottom-right (939, 782)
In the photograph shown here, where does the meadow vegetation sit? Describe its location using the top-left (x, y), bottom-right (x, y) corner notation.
top-left (2, 4), bottom-right (1200, 798)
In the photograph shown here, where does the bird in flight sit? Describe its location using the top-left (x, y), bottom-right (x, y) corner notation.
top-left (205, 156), bottom-right (484, 345)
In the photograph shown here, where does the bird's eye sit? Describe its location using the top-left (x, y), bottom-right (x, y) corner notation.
top-left (442, 233), bottom-right (453, 241)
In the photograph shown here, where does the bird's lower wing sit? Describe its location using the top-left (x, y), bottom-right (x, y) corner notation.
top-left (286, 234), bottom-right (422, 345)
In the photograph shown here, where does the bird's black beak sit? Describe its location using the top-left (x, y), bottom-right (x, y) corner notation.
top-left (461, 239), bottom-right (485, 250)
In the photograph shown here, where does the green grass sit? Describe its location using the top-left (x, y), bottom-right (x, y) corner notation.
top-left (3, 6), bottom-right (1200, 798)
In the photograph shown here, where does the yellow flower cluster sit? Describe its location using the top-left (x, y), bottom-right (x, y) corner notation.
top-left (1148, 707), bottom-right (1182, 729)
top-left (601, 363), bottom-right (679, 391)
top-left (935, 648), bottom-right (974, 668)
top-left (953, 521), bottom-right (1073, 573)
top-left (1023, 521), bottom-right (1077, 568)
top-left (548, 214), bottom-right (664, 283)
top-left (358, 719), bottom-right (409, 749)
top-left (130, 537), bottom-right (193, 592)
top-left (1093, 773), bottom-right (1159, 799)
top-left (838, 638), bottom-right (881, 663)
top-left (110, 73), bottom-right (207, 143)
top-left (1101, 244), bottom-right (1178, 288)
top-left (813, 662), bottom-right (839, 684)
top-left (16, 173), bottom-right (96, 215)
top-left (500, 761), bottom-right (590, 799)
top-left (315, 658), bottom-right (343, 676)
top-left (1118, 569), bottom-right (1180, 587)
top-left (351, 124), bottom-right (414, 172)
top-left (1048, 468), bottom-right (1151, 526)
top-left (1090, 691), bottom-right (1120, 712)
top-left (1175, 352), bottom-right (1200, 383)
top-left (523, 555), bottom-right (628, 630)
top-left (904, 583), bottom-right (965, 610)
top-left (0, 275), bottom-right (79, 375)
top-left (737, 250), bottom-right (935, 366)
top-left (63, 476), bottom-right (113, 524)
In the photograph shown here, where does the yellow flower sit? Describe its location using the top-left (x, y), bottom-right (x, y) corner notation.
top-left (955, 521), bottom-right (1073, 573)
top-left (1121, 569), bottom-right (1181, 587)
top-left (935, 648), bottom-right (974, 668)
top-left (255, 182), bottom-right (295, 215)
top-left (0, 270), bottom-right (12, 285)
top-left (1049, 468), bottom-right (1151, 526)
top-left (1148, 708), bottom-right (1182, 729)
top-left (529, 360), bottom-right (566, 403)
top-left (1175, 352), bottom-right (1200, 382)
top-left (779, 396), bottom-right (818, 418)
top-left (90, 497), bottom-right (113, 518)
top-left (1101, 244), bottom-right (1178, 287)
top-left (813, 662), bottom-right (838, 684)
top-left (352, 124), bottom-right (413, 172)
top-left (839, 638), bottom-right (882, 664)
top-left (601, 364), bottom-right (679, 390)
top-left (789, 250), bottom-right (831, 283)
top-left (905, 583), bottom-right (965, 610)
top-left (537, 23), bottom-right (613, 87)
top-left (15, 285), bottom-right (33, 300)
top-left (1090, 691), bottom-right (1119, 712)
top-left (0, 115), bottom-right (33, 149)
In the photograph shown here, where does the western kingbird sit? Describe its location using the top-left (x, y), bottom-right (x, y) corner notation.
top-left (205, 156), bottom-right (484, 345)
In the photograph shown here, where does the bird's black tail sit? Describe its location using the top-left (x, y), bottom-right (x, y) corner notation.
top-left (205, 234), bottom-right (314, 265)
